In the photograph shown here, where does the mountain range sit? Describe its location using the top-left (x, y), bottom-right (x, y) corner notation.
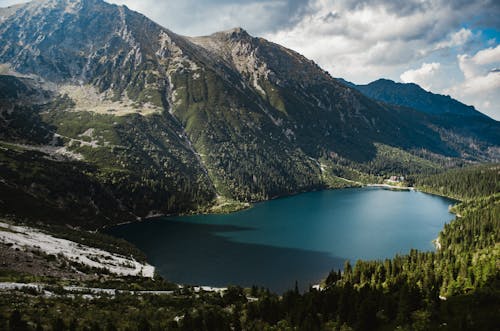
top-left (0, 0), bottom-right (499, 228)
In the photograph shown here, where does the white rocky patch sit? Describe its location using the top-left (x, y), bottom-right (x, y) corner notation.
top-left (59, 85), bottom-right (161, 116)
top-left (158, 31), bottom-right (199, 74)
top-left (74, 128), bottom-right (105, 149)
top-left (78, 128), bottom-right (95, 138)
top-left (284, 128), bottom-right (295, 140)
top-left (230, 42), bottom-right (271, 96)
top-left (63, 0), bottom-right (81, 14)
top-left (7, 142), bottom-right (84, 161)
top-left (193, 286), bottom-right (227, 293)
top-left (252, 75), bottom-right (266, 95)
top-left (50, 145), bottom-right (85, 160)
top-left (0, 221), bottom-right (155, 278)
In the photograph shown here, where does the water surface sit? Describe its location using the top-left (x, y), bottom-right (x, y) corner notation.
top-left (107, 188), bottom-right (455, 292)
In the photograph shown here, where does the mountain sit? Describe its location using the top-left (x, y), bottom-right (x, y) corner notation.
top-left (347, 78), bottom-right (482, 117)
top-left (0, 0), bottom-right (499, 228)
top-left (339, 78), bottom-right (500, 156)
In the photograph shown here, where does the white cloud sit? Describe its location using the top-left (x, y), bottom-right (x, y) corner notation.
top-left (433, 28), bottom-right (473, 51)
top-left (0, 0), bottom-right (29, 7)
top-left (472, 44), bottom-right (500, 65)
top-left (400, 62), bottom-right (441, 90)
top-left (264, 0), bottom-right (489, 83)
top-left (264, 0), bottom-right (499, 118)
top-left (444, 45), bottom-right (500, 119)
top-left (105, 0), bottom-right (310, 36)
top-left (457, 45), bottom-right (500, 80)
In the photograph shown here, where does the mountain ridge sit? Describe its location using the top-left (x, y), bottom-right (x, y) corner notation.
top-left (341, 77), bottom-right (490, 118)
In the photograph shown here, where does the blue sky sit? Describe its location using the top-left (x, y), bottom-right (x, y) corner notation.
top-left (1, 0), bottom-right (499, 119)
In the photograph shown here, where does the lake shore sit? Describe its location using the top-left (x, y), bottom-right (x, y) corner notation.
top-left (106, 187), bottom-right (455, 293)
top-left (102, 181), bottom-right (463, 232)
top-left (365, 183), bottom-right (414, 190)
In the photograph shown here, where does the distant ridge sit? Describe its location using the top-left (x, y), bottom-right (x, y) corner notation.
top-left (342, 78), bottom-right (487, 118)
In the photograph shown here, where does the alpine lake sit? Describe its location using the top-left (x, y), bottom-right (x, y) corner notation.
top-left (106, 187), bottom-right (456, 293)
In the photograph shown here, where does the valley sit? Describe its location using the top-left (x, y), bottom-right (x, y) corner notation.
top-left (0, 0), bottom-right (498, 330)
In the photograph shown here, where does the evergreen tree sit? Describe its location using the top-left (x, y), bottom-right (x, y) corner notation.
top-left (9, 311), bottom-right (28, 331)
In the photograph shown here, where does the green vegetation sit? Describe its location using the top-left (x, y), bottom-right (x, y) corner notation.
top-left (412, 164), bottom-right (500, 200)
top-left (0, 288), bottom-right (242, 331)
top-left (0, 37), bottom-right (497, 229)
top-left (169, 66), bottom-right (325, 202)
top-left (201, 196), bottom-right (251, 214)
top-left (1, 164), bottom-right (498, 330)
top-left (0, 106), bottom-right (217, 228)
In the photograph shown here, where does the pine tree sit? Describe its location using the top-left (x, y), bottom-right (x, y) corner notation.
top-left (9, 310), bottom-right (29, 331)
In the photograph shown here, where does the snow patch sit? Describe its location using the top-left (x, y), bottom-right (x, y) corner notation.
top-left (0, 222), bottom-right (155, 278)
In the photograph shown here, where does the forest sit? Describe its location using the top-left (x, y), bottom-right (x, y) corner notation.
top-left (1, 164), bottom-right (499, 330)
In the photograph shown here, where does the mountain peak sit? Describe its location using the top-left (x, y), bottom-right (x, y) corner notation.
top-left (223, 27), bottom-right (249, 35)
top-left (372, 78), bottom-right (395, 84)
top-left (212, 27), bottom-right (252, 41)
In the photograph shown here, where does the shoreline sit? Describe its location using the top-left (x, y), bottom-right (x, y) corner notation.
top-left (103, 182), bottom-right (462, 232)
top-left (411, 187), bottom-right (463, 203)
top-left (2, 182), bottom-right (466, 296)
top-left (102, 184), bottom-right (462, 290)
top-left (365, 183), bottom-right (414, 190)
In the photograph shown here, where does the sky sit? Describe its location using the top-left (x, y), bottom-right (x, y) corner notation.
top-left (1, 0), bottom-right (499, 119)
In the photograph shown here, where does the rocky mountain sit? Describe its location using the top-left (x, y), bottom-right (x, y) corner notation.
top-left (0, 0), bottom-right (499, 228)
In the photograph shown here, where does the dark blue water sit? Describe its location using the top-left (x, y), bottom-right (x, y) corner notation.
top-left (107, 188), bottom-right (455, 293)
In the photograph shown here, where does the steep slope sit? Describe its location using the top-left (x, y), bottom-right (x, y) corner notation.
top-left (0, 0), bottom-right (499, 226)
top-left (0, 76), bottom-right (216, 227)
top-left (190, 29), bottom-right (455, 162)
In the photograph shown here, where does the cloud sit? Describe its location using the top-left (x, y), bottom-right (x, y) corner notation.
top-left (433, 28), bottom-right (473, 51)
top-left (444, 45), bottom-right (500, 119)
top-left (0, 0), bottom-right (29, 7)
top-left (471, 44), bottom-right (500, 65)
top-left (263, 0), bottom-right (499, 118)
top-left (105, 0), bottom-right (313, 36)
top-left (264, 1), bottom-right (498, 81)
top-left (400, 63), bottom-right (441, 90)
